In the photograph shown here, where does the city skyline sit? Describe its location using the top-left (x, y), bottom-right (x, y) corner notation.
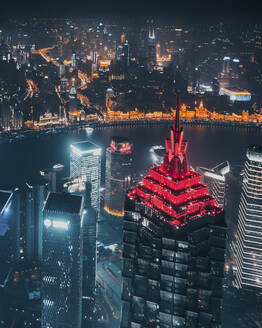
top-left (0, 12), bottom-right (262, 328)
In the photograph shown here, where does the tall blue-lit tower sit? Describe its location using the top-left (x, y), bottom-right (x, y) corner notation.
top-left (70, 141), bottom-right (101, 212)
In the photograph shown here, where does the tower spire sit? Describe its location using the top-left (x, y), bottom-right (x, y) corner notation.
top-left (162, 93), bottom-right (188, 178)
top-left (174, 93), bottom-right (180, 139)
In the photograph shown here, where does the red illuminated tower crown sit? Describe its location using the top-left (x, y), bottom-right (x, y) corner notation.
top-left (162, 94), bottom-right (188, 178)
top-left (128, 94), bottom-right (223, 228)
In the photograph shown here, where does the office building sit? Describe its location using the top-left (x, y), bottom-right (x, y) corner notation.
top-left (42, 192), bottom-right (84, 328)
top-left (70, 141), bottom-right (101, 211)
top-left (147, 20), bottom-right (156, 64)
top-left (0, 181), bottom-right (47, 268)
top-left (19, 182), bottom-right (47, 262)
top-left (121, 95), bottom-right (227, 328)
top-left (235, 145), bottom-right (262, 290)
top-left (0, 99), bottom-right (11, 131)
top-left (40, 163), bottom-right (64, 193)
top-left (62, 181), bottom-right (97, 327)
top-left (104, 137), bottom-right (133, 217)
top-left (82, 182), bottom-right (98, 328)
top-left (197, 161), bottom-right (230, 208)
top-left (0, 190), bottom-right (19, 267)
top-left (121, 41), bottom-right (130, 67)
top-left (59, 63), bottom-right (66, 78)
top-left (72, 52), bottom-right (76, 69)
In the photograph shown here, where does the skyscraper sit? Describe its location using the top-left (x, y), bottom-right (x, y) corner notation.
top-left (62, 181), bottom-right (97, 327)
top-left (0, 99), bottom-right (11, 131)
top-left (82, 182), bottom-right (97, 328)
top-left (42, 192), bottom-right (84, 328)
top-left (0, 182), bottom-right (47, 268)
top-left (40, 163), bottom-right (64, 193)
top-left (19, 182), bottom-right (48, 262)
top-left (147, 20), bottom-right (156, 64)
top-left (122, 41), bottom-right (130, 67)
top-left (104, 136), bottom-right (133, 217)
top-left (70, 141), bottom-right (101, 211)
top-left (72, 52), bottom-right (76, 69)
top-left (0, 190), bottom-right (19, 267)
top-left (197, 161), bottom-right (230, 208)
top-left (121, 95), bottom-right (227, 328)
top-left (235, 145), bottom-right (262, 290)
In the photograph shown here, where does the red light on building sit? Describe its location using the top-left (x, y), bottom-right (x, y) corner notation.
top-left (128, 94), bottom-right (223, 227)
top-left (109, 137), bottom-right (133, 154)
top-left (119, 142), bottom-right (132, 154)
top-left (110, 140), bottom-right (117, 152)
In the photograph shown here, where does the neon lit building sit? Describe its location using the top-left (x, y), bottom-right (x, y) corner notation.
top-left (104, 137), bottom-right (133, 217)
top-left (42, 192), bottom-right (84, 328)
top-left (235, 145), bottom-right (262, 290)
top-left (197, 161), bottom-right (230, 208)
top-left (70, 141), bottom-right (101, 211)
top-left (219, 88), bottom-right (251, 102)
top-left (121, 95), bottom-right (227, 328)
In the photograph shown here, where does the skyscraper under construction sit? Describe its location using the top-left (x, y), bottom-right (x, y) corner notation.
top-left (121, 95), bottom-right (227, 328)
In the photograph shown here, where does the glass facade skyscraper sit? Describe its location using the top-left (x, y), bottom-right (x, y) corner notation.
top-left (82, 183), bottom-right (97, 328)
top-left (0, 182), bottom-right (47, 272)
top-left (235, 145), bottom-right (262, 290)
top-left (0, 190), bottom-right (18, 268)
top-left (70, 141), bottom-right (101, 211)
top-left (42, 192), bottom-right (84, 328)
top-left (121, 95), bottom-right (227, 328)
top-left (197, 161), bottom-right (230, 209)
top-left (19, 182), bottom-right (48, 262)
top-left (104, 136), bottom-right (133, 217)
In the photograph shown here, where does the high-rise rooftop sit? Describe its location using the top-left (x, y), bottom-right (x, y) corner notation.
top-left (127, 94), bottom-right (223, 227)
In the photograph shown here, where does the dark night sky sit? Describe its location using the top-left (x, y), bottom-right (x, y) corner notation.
top-left (0, 0), bottom-right (261, 19)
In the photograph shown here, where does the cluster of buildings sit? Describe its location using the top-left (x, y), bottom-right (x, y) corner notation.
top-left (1, 18), bottom-right (262, 133)
top-left (0, 15), bottom-right (262, 327)
top-left (0, 95), bottom-right (261, 327)
top-left (106, 97), bottom-right (262, 124)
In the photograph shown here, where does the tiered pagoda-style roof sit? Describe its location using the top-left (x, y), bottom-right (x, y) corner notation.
top-left (128, 94), bottom-right (223, 228)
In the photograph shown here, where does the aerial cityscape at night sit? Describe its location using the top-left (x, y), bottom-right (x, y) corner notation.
top-left (0, 3), bottom-right (262, 327)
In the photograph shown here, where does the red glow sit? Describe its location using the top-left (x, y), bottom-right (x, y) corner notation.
top-left (128, 94), bottom-right (223, 228)
top-left (110, 140), bottom-right (117, 152)
top-left (109, 140), bottom-right (132, 154)
top-left (119, 142), bottom-right (132, 154)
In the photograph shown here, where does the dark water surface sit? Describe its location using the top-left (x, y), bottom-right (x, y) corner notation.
top-left (0, 124), bottom-right (262, 188)
top-left (0, 124), bottom-right (261, 188)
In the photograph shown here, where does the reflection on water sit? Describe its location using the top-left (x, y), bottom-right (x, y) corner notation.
top-left (0, 124), bottom-right (261, 188)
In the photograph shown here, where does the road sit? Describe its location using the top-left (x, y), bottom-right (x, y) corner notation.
top-left (33, 47), bottom-right (91, 114)
top-left (25, 79), bottom-right (38, 100)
